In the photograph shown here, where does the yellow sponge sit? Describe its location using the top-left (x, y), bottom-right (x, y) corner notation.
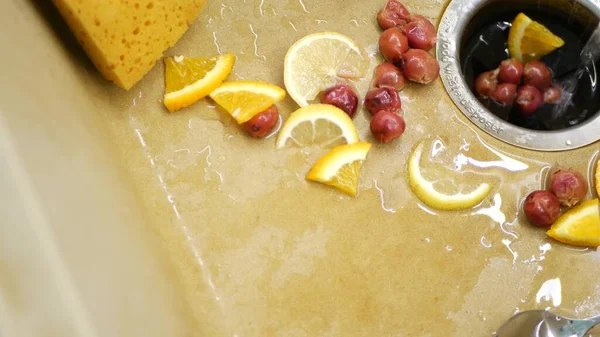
top-left (52, 0), bottom-right (206, 89)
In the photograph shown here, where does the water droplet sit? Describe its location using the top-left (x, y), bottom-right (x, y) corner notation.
top-left (536, 278), bottom-right (562, 307)
top-left (480, 235), bottom-right (492, 248)
top-left (373, 180), bottom-right (396, 214)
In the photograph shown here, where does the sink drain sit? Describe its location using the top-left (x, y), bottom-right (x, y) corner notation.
top-left (437, 0), bottom-right (600, 151)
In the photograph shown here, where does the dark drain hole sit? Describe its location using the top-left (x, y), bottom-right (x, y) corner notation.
top-left (460, 3), bottom-right (600, 131)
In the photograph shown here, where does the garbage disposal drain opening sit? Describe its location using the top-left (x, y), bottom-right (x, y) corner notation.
top-left (437, 0), bottom-right (600, 151)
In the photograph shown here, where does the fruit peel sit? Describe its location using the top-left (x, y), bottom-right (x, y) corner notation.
top-left (547, 198), bottom-right (600, 247)
top-left (407, 141), bottom-right (493, 211)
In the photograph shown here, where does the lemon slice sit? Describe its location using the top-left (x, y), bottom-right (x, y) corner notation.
top-left (547, 199), bottom-right (600, 247)
top-left (164, 54), bottom-right (235, 112)
top-left (284, 32), bottom-right (369, 107)
top-left (306, 142), bottom-right (372, 197)
top-left (276, 104), bottom-right (359, 149)
top-left (208, 80), bottom-right (286, 124)
top-left (508, 13), bottom-right (565, 63)
top-left (408, 141), bottom-right (492, 211)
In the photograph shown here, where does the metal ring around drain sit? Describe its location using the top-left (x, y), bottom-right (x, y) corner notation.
top-left (436, 0), bottom-right (600, 152)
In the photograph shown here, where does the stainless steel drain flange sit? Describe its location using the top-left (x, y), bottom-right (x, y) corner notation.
top-left (436, 0), bottom-right (600, 151)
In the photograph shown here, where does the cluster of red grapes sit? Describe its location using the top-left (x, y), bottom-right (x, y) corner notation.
top-left (475, 58), bottom-right (562, 116)
top-left (320, 0), bottom-right (441, 144)
top-left (523, 167), bottom-right (588, 228)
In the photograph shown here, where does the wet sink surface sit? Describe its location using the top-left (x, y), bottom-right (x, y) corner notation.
top-left (101, 0), bottom-right (600, 336)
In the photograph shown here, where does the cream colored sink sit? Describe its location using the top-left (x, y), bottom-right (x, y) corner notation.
top-left (1, 1), bottom-right (599, 336)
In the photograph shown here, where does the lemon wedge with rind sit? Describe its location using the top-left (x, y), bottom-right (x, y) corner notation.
top-left (164, 54), bottom-right (235, 112)
top-left (284, 32), bottom-right (369, 107)
top-left (209, 80), bottom-right (286, 124)
top-left (508, 13), bottom-right (565, 63)
top-left (408, 141), bottom-right (492, 211)
top-left (276, 104), bottom-right (359, 149)
top-left (547, 199), bottom-right (600, 247)
top-left (306, 142), bottom-right (372, 197)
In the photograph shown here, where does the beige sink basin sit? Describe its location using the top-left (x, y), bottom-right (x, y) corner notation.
top-left (1, 1), bottom-right (599, 336)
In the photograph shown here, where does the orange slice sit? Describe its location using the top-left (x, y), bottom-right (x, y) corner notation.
top-left (163, 54), bottom-right (235, 112)
top-left (508, 13), bottom-right (565, 63)
top-left (306, 142), bottom-right (372, 197)
top-left (547, 199), bottom-right (600, 247)
top-left (208, 80), bottom-right (286, 124)
top-left (595, 158), bottom-right (600, 197)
